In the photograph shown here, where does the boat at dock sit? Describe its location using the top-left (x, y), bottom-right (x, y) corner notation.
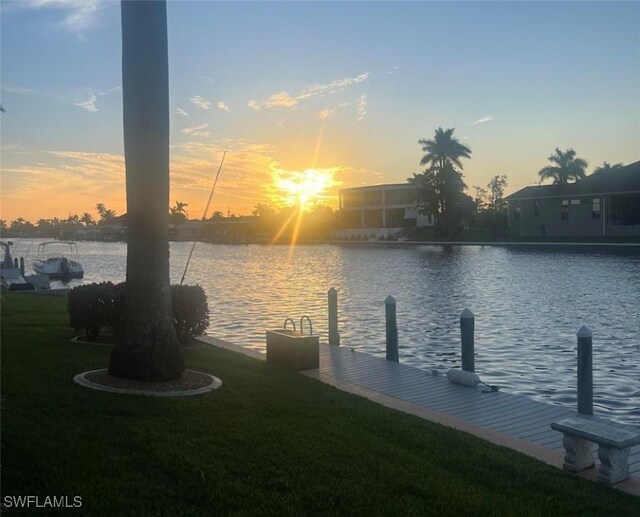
top-left (1, 241), bottom-right (35, 291)
top-left (32, 241), bottom-right (84, 280)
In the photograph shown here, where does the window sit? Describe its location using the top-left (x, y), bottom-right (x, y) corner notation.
top-left (570, 199), bottom-right (580, 205)
top-left (592, 198), bottom-right (601, 220)
top-left (514, 204), bottom-right (521, 220)
top-left (561, 200), bottom-right (569, 221)
top-left (534, 201), bottom-right (540, 216)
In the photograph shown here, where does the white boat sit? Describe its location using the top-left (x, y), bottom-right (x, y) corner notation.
top-left (1, 241), bottom-right (35, 291)
top-left (32, 241), bottom-right (84, 279)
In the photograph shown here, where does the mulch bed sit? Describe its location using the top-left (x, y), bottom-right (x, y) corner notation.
top-left (84, 370), bottom-right (214, 392)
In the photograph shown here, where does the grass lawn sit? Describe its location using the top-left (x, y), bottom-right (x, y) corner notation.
top-left (1, 293), bottom-right (638, 516)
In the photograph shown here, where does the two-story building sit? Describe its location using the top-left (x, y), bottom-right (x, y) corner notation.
top-left (505, 160), bottom-right (640, 238)
top-left (335, 184), bottom-right (433, 239)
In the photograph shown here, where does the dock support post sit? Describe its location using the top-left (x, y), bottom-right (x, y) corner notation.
top-left (385, 295), bottom-right (398, 362)
top-left (19, 257), bottom-right (25, 276)
top-left (460, 309), bottom-right (475, 373)
top-left (328, 287), bottom-right (340, 346)
top-left (577, 326), bottom-right (593, 415)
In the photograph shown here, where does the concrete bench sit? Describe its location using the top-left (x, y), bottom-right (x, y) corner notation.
top-left (551, 414), bottom-right (640, 486)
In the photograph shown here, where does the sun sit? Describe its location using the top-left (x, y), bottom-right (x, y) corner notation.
top-left (272, 167), bottom-right (338, 211)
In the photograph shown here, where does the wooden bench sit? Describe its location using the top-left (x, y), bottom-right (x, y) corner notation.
top-left (551, 414), bottom-right (640, 486)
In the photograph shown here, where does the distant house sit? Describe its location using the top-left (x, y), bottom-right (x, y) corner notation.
top-left (505, 161), bottom-right (640, 237)
top-left (335, 184), bottom-right (434, 239)
top-left (174, 220), bottom-right (201, 241)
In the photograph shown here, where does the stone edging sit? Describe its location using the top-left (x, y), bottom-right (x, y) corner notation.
top-left (73, 369), bottom-right (222, 397)
top-left (70, 336), bottom-right (202, 349)
top-left (70, 336), bottom-right (115, 347)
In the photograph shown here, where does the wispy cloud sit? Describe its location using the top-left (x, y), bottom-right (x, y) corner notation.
top-left (202, 76), bottom-right (215, 84)
top-left (190, 95), bottom-right (212, 110)
top-left (75, 93), bottom-right (97, 112)
top-left (74, 86), bottom-right (120, 113)
top-left (357, 94), bottom-right (367, 121)
top-left (318, 109), bottom-right (336, 120)
top-left (248, 72), bottom-right (370, 111)
top-left (471, 116), bottom-right (493, 125)
top-left (1, 150), bottom-right (126, 220)
top-left (216, 101), bottom-right (230, 112)
top-left (25, 0), bottom-right (104, 33)
top-left (181, 124), bottom-right (210, 138)
top-left (386, 66), bottom-right (399, 76)
top-left (176, 108), bottom-right (189, 117)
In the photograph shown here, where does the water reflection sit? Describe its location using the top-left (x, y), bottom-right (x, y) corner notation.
top-left (7, 238), bottom-right (640, 424)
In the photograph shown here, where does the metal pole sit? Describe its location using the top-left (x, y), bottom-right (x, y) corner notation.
top-left (328, 287), bottom-right (340, 346)
top-left (577, 326), bottom-right (593, 415)
top-left (385, 295), bottom-right (398, 362)
top-left (460, 308), bottom-right (475, 372)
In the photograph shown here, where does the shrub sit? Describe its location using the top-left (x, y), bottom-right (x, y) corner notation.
top-left (68, 282), bottom-right (118, 339)
top-left (171, 284), bottom-right (209, 344)
top-left (68, 282), bottom-right (208, 344)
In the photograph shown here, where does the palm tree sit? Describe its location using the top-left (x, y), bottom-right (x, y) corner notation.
top-left (80, 212), bottom-right (95, 226)
top-left (411, 127), bottom-right (471, 235)
top-left (169, 201), bottom-right (188, 225)
top-left (252, 203), bottom-right (276, 218)
top-left (109, 0), bottom-right (184, 381)
top-left (593, 161), bottom-right (624, 174)
top-left (96, 203), bottom-right (117, 224)
top-left (538, 148), bottom-right (588, 185)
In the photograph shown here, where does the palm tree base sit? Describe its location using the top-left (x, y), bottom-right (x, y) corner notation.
top-left (109, 329), bottom-right (184, 382)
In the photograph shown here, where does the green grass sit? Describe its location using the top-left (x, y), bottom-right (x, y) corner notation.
top-left (1, 294), bottom-right (638, 516)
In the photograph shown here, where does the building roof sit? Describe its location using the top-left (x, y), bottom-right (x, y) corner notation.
top-left (506, 160), bottom-right (640, 201)
top-left (339, 183), bottom-right (415, 193)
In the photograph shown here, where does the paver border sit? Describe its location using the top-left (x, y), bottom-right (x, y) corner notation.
top-left (73, 369), bottom-right (222, 397)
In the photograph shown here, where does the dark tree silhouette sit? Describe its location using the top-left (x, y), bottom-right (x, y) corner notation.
top-left (593, 161), bottom-right (624, 174)
top-left (109, 0), bottom-right (184, 381)
top-left (409, 127), bottom-right (471, 235)
top-left (538, 148), bottom-right (588, 185)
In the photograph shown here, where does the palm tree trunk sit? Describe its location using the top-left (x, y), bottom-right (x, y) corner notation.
top-left (109, 0), bottom-right (184, 381)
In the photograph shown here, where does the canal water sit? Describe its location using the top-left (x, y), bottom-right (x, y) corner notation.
top-left (9, 239), bottom-right (640, 424)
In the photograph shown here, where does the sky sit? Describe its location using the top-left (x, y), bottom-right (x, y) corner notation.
top-left (1, 0), bottom-right (639, 222)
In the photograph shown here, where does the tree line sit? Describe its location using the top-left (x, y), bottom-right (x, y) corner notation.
top-left (1, 201), bottom-right (191, 238)
top-left (409, 127), bottom-right (625, 237)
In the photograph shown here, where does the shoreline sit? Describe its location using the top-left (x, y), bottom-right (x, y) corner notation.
top-left (318, 240), bottom-right (640, 248)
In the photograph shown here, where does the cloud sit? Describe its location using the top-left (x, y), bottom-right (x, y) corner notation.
top-left (357, 94), bottom-right (367, 121)
top-left (25, 0), bottom-right (104, 33)
top-left (0, 150), bottom-right (126, 220)
top-left (202, 76), bottom-right (215, 84)
top-left (190, 95), bottom-right (212, 110)
top-left (181, 124), bottom-right (210, 138)
top-left (73, 86), bottom-right (120, 113)
top-left (216, 101), bottom-right (230, 112)
top-left (248, 72), bottom-right (370, 111)
top-left (75, 93), bottom-right (97, 112)
top-left (318, 109), bottom-right (335, 120)
top-left (176, 108), bottom-right (189, 117)
top-left (471, 116), bottom-right (493, 125)
top-left (386, 66), bottom-right (399, 75)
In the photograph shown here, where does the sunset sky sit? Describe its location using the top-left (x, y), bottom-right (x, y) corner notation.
top-left (1, 1), bottom-right (639, 222)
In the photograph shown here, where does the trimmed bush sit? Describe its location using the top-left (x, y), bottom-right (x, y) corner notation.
top-left (68, 282), bottom-right (119, 339)
top-left (68, 282), bottom-right (208, 344)
top-left (171, 284), bottom-right (209, 344)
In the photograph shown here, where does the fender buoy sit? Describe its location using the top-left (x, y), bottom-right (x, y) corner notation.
top-left (446, 368), bottom-right (480, 387)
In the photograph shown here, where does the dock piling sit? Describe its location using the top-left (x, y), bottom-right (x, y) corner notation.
top-left (577, 326), bottom-right (593, 415)
top-left (328, 287), bottom-right (340, 346)
top-left (385, 295), bottom-right (399, 362)
top-left (460, 308), bottom-right (475, 373)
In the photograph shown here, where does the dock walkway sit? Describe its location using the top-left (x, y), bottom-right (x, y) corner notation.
top-left (200, 337), bottom-right (640, 483)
